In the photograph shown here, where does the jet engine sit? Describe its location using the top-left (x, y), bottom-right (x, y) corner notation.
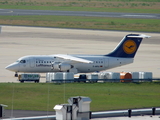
top-left (51, 62), bottom-right (72, 71)
top-left (51, 62), bottom-right (60, 70)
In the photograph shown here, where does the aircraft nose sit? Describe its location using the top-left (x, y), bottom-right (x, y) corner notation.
top-left (5, 63), bottom-right (19, 72)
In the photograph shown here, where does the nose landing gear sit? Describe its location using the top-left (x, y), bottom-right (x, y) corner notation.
top-left (15, 72), bottom-right (18, 77)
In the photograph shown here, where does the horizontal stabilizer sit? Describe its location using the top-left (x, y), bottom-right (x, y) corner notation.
top-left (127, 34), bottom-right (151, 38)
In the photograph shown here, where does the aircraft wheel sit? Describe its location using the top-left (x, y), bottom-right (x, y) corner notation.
top-left (15, 73), bottom-right (18, 77)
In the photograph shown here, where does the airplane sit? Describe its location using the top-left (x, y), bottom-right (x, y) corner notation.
top-left (6, 34), bottom-right (150, 77)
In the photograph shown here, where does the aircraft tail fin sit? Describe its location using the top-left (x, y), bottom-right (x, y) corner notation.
top-left (106, 34), bottom-right (150, 58)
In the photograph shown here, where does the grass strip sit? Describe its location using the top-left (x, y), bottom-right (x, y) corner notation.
top-left (0, 15), bottom-right (159, 32)
top-left (0, 82), bottom-right (160, 112)
top-left (0, 0), bottom-right (160, 13)
top-left (0, 5), bottom-right (159, 13)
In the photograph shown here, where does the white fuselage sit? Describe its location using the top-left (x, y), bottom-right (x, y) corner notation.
top-left (6, 54), bottom-right (133, 73)
top-left (6, 34), bottom-right (149, 75)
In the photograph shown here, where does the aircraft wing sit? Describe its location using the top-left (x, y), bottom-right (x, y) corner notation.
top-left (54, 54), bottom-right (93, 63)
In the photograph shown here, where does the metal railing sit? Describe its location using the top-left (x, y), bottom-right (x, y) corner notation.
top-left (49, 78), bottom-right (160, 83)
top-left (2, 107), bottom-right (160, 120)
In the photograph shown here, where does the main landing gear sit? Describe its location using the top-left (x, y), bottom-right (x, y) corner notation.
top-left (15, 72), bottom-right (18, 77)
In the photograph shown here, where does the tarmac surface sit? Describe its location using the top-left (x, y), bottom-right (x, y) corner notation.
top-left (0, 26), bottom-right (160, 83)
top-left (0, 9), bottom-right (160, 19)
top-left (4, 110), bottom-right (55, 119)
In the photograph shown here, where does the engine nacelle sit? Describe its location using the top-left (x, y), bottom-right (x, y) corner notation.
top-left (51, 62), bottom-right (72, 71)
top-left (51, 62), bottom-right (60, 70)
top-left (59, 63), bottom-right (72, 71)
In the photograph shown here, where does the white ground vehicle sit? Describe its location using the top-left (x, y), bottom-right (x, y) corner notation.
top-left (18, 73), bottom-right (40, 83)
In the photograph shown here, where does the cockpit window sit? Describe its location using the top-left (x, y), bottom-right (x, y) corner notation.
top-left (20, 60), bottom-right (26, 63)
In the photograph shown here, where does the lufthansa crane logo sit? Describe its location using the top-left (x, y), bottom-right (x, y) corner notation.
top-left (123, 40), bottom-right (137, 54)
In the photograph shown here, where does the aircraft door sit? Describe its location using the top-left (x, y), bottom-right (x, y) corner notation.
top-left (104, 58), bottom-right (109, 68)
top-left (30, 58), bottom-right (35, 68)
